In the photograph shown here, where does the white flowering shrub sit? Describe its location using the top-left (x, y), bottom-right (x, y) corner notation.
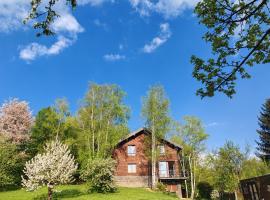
top-left (211, 189), bottom-right (220, 200)
top-left (22, 139), bottom-right (77, 199)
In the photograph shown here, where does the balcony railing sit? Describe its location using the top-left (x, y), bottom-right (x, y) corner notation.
top-left (158, 170), bottom-right (188, 179)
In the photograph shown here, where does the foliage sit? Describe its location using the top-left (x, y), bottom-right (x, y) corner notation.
top-left (22, 139), bottom-right (77, 200)
top-left (172, 116), bottom-right (209, 156)
top-left (156, 182), bottom-right (167, 193)
top-left (0, 137), bottom-right (26, 189)
top-left (171, 116), bottom-right (208, 198)
top-left (0, 98), bottom-right (33, 143)
top-left (212, 141), bottom-right (244, 194)
top-left (24, 0), bottom-right (77, 37)
top-left (80, 158), bottom-right (117, 193)
top-left (142, 85), bottom-right (171, 140)
top-left (0, 185), bottom-right (179, 200)
top-left (192, 0), bottom-right (270, 98)
top-left (197, 181), bottom-right (213, 199)
top-left (256, 98), bottom-right (270, 163)
top-left (77, 83), bottom-right (129, 161)
top-left (29, 101), bottom-right (78, 156)
top-left (210, 190), bottom-right (220, 200)
top-left (241, 158), bottom-right (270, 179)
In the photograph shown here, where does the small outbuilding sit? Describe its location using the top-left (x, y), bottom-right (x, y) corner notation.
top-left (240, 174), bottom-right (270, 200)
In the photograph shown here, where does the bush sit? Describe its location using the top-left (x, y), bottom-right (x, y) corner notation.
top-left (81, 158), bottom-right (117, 193)
top-left (0, 139), bottom-right (26, 189)
top-left (197, 181), bottom-right (213, 199)
top-left (210, 190), bottom-right (220, 200)
top-left (156, 182), bottom-right (167, 192)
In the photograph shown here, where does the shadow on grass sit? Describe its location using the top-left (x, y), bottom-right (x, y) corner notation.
top-left (33, 189), bottom-right (85, 200)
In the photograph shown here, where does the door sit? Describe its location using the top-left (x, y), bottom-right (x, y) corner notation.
top-left (159, 161), bottom-right (168, 177)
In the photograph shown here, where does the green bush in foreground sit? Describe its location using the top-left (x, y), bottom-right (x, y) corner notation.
top-left (81, 158), bottom-right (117, 193)
top-left (0, 139), bottom-right (25, 189)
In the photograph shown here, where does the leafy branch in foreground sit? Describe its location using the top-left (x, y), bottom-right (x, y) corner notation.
top-left (24, 0), bottom-right (77, 36)
top-left (192, 0), bottom-right (270, 98)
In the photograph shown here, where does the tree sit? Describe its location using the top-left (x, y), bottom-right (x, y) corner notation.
top-left (77, 83), bottom-right (129, 161)
top-left (0, 98), bottom-right (33, 143)
top-left (212, 141), bottom-right (244, 200)
top-left (171, 116), bottom-right (209, 199)
top-left (29, 99), bottom-right (78, 156)
top-left (256, 98), bottom-right (270, 163)
top-left (191, 0), bottom-right (270, 98)
top-left (0, 136), bottom-right (26, 189)
top-left (22, 139), bottom-right (78, 200)
top-left (141, 85), bottom-right (171, 188)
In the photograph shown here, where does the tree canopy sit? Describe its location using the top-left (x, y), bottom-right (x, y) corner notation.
top-left (192, 0), bottom-right (270, 98)
top-left (256, 98), bottom-right (270, 163)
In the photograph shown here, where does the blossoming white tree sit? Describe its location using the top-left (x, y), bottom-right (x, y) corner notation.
top-left (22, 139), bottom-right (78, 200)
top-left (0, 98), bottom-right (33, 143)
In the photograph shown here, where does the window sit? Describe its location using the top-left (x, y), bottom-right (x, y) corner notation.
top-left (128, 164), bottom-right (136, 173)
top-left (127, 145), bottom-right (136, 156)
top-left (159, 145), bottom-right (165, 155)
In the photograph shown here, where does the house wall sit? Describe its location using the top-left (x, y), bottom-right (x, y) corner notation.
top-left (113, 131), bottom-right (182, 187)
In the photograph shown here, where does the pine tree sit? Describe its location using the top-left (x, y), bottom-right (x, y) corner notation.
top-left (256, 99), bottom-right (270, 163)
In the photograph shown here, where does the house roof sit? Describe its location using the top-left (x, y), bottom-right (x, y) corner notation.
top-left (116, 127), bottom-right (182, 150)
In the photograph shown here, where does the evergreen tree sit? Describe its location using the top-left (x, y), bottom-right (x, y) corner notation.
top-left (256, 98), bottom-right (270, 163)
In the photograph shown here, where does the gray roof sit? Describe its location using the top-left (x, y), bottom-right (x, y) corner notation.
top-left (117, 127), bottom-right (182, 150)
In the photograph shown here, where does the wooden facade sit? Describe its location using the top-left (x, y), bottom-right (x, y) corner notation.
top-left (240, 174), bottom-right (270, 200)
top-left (113, 128), bottom-right (187, 197)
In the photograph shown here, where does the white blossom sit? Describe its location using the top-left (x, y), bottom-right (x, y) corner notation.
top-left (22, 139), bottom-right (78, 191)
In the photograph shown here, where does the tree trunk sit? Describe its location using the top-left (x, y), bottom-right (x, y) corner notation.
top-left (189, 156), bottom-right (194, 199)
top-left (151, 125), bottom-right (156, 189)
top-left (48, 186), bottom-right (53, 200)
top-left (91, 91), bottom-right (95, 158)
top-left (234, 191), bottom-right (238, 200)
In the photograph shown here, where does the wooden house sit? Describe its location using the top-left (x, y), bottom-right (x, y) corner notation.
top-left (113, 128), bottom-right (187, 197)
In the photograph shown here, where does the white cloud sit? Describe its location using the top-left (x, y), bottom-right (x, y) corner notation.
top-left (77, 0), bottom-right (115, 6)
top-left (103, 54), bottom-right (126, 61)
top-left (129, 0), bottom-right (198, 18)
top-left (52, 14), bottom-right (84, 35)
top-left (19, 36), bottom-right (73, 61)
top-left (12, 1), bottom-right (84, 61)
top-left (93, 19), bottom-right (108, 30)
top-left (0, 0), bottom-right (29, 32)
top-left (142, 23), bottom-right (171, 53)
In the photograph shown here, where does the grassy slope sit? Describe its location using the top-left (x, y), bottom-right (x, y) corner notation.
top-left (0, 185), bottom-right (178, 200)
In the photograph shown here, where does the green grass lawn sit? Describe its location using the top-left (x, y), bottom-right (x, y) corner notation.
top-left (0, 185), bottom-right (179, 200)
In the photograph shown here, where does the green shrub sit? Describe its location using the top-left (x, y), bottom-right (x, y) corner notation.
top-left (156, 182), bottom-right (167, 192)
top-left (0, 139), bottom-right (26, 189)
top-left (197, 181), bottom-right (213, 199)
top-left (80, 158), bottom-right (117, 193)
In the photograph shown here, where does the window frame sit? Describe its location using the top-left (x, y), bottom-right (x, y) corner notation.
top-left (128, 163), bottom-right (136, 173)
top-left (159, 145), bottom-right (165, 155)
top-left (127, 145), bottom-right (136, 156)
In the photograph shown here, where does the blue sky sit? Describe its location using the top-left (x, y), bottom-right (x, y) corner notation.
top-left (0, 0), bottom-right (269, 153)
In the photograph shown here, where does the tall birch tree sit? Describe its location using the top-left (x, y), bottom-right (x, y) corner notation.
top-left (77, 83), bottom-right (129, 161)
top-left (141, 85), bottom-right (171, 189)
top-left (171, 116), bottom-right (208, 199)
